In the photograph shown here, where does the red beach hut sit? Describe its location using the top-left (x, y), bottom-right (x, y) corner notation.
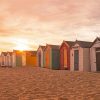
top-left (60, 41), bottom-right (74, 70)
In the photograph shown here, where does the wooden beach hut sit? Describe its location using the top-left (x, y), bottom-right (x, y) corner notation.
top-left (22, 51), bottom-right (37, 67)
top-left (44, 44), bottom-right (60, 70)
top-left (60, 41), bottom-right (74, 70)
top-left (1, 52), bottom-right (7, 67)
top-left (0, 55), bottom-right (1, 66)
top-left (37, 46), bottom-right (45, 67)
top-left (6, 52), bottom-right (12, 67)
top-left (70, 40), bottom-right (92, 72)
top-left (90, 37), bottom-right (100, 72)
top-left (12, 50), bottom-right (22, 67)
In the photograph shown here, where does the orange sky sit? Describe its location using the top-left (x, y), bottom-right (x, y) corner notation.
top-left (0, 0), bottom-right (100, 52)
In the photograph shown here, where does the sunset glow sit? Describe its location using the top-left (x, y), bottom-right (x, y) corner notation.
top-left (13, 39), bottom-right (31, 51)
top-left (14, 44), bottom-right (29, 51)
top-left (0, 0), bottom-right (100, 52)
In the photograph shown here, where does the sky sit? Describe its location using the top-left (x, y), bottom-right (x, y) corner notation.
top-left (0, 0), bottom-right (100, 52)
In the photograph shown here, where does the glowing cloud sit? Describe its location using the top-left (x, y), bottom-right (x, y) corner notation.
top-left (0, 0), bottom-right (100, 51)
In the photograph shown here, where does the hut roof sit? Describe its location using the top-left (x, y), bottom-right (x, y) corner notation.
top-left (37, 45), bottom-right (46, 52)
top-left (44, 44), bottom-right (60, 51)
top-left (7, 52), bottom-right (13, 55)
top-left (74, 40), bottom-right (92, 48)
top-left (41, 46), bottom-right (46, 50)
top-left (64, 41), bottom-right (75, 47)
top-left (47, 44), bottom-right (60, 49)
top-left (1, 52), bottom-right (7, 56)
top-left (90, 37), bottom-right (100, 47)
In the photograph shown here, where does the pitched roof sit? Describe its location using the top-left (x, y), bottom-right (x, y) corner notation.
top-left (39, 46), bottom-right (46, 50)
top-left (90, 37), bottom-right (100, 47)
top-left (44, 44), bottom-right (60, 51)
top-left (47, 44), bottom-right (60, 49)
top-left (98, 37), bottom-right (100, 40)
top-left (41, 46), bottom-right (45, 50)
top-left (37, 45), bottom-right (46, 52)
top-left (74, 40), bottom-right (92, 48)
top-left (64, 41), bottom-right (75, 47)
top-left (7, 52), bottom-right (13, 55)
top-left (1, 52), bottom-right (7, 56)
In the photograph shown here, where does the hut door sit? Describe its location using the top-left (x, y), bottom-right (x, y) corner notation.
top-left (74, 50), bottom-right (79, 71)
top-left (16, 55), bottom-right (22, 67)
top-left (39, 53), bottom-right (41, 67)
top-left (96, 48), bottom-right (100, 71)
top-left (64, 48), bottom-right (67, 68)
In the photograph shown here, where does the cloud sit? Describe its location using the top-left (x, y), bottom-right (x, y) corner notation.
top-left (0, 0), bottom-right (100, 51)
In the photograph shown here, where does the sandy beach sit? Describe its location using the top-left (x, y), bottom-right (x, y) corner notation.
top-left (0, 67), bottom-right (100, 100)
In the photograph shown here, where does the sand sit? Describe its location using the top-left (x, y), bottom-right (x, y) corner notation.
top-left (0, 67), bottom-right (100, 100)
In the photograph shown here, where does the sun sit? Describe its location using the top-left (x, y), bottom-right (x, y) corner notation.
top-left (13, 39), bottom-right (30, 51)
top-left (14, 44), bottom-right (29, 51)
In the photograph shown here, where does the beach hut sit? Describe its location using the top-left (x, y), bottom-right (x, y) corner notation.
top-left (90, 37), bottom-right (100, 72)
top-left (12, 50), bottom-right (22, 67)
top-left (1, 52), bottom-right (7, 67)
top-left (6, 52), bottom-right (12, 67)
top-left (0, 55), bottom-right (1, 66)
top-left (60, 41), bottom-right (74, 70)
top-left (22, 51), bottom-right (37, 67)
top-left (70, 40), bottom-right (92, 72)
top-left (37, 46), bottom-right (45, 67)
top-left (44, 44), bottom-right (60, 70)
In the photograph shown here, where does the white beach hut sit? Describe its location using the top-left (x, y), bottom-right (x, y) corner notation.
top-left (70, 40), bottom-right (92, 72)
top-left (6, 52), bottom-right (12, 67)
top-left (1, 52), bottom-right (7, 67)
top-left (37, 46), bottom-right (45, 67)
top-left (90, 37), bottom-right (100, 72)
